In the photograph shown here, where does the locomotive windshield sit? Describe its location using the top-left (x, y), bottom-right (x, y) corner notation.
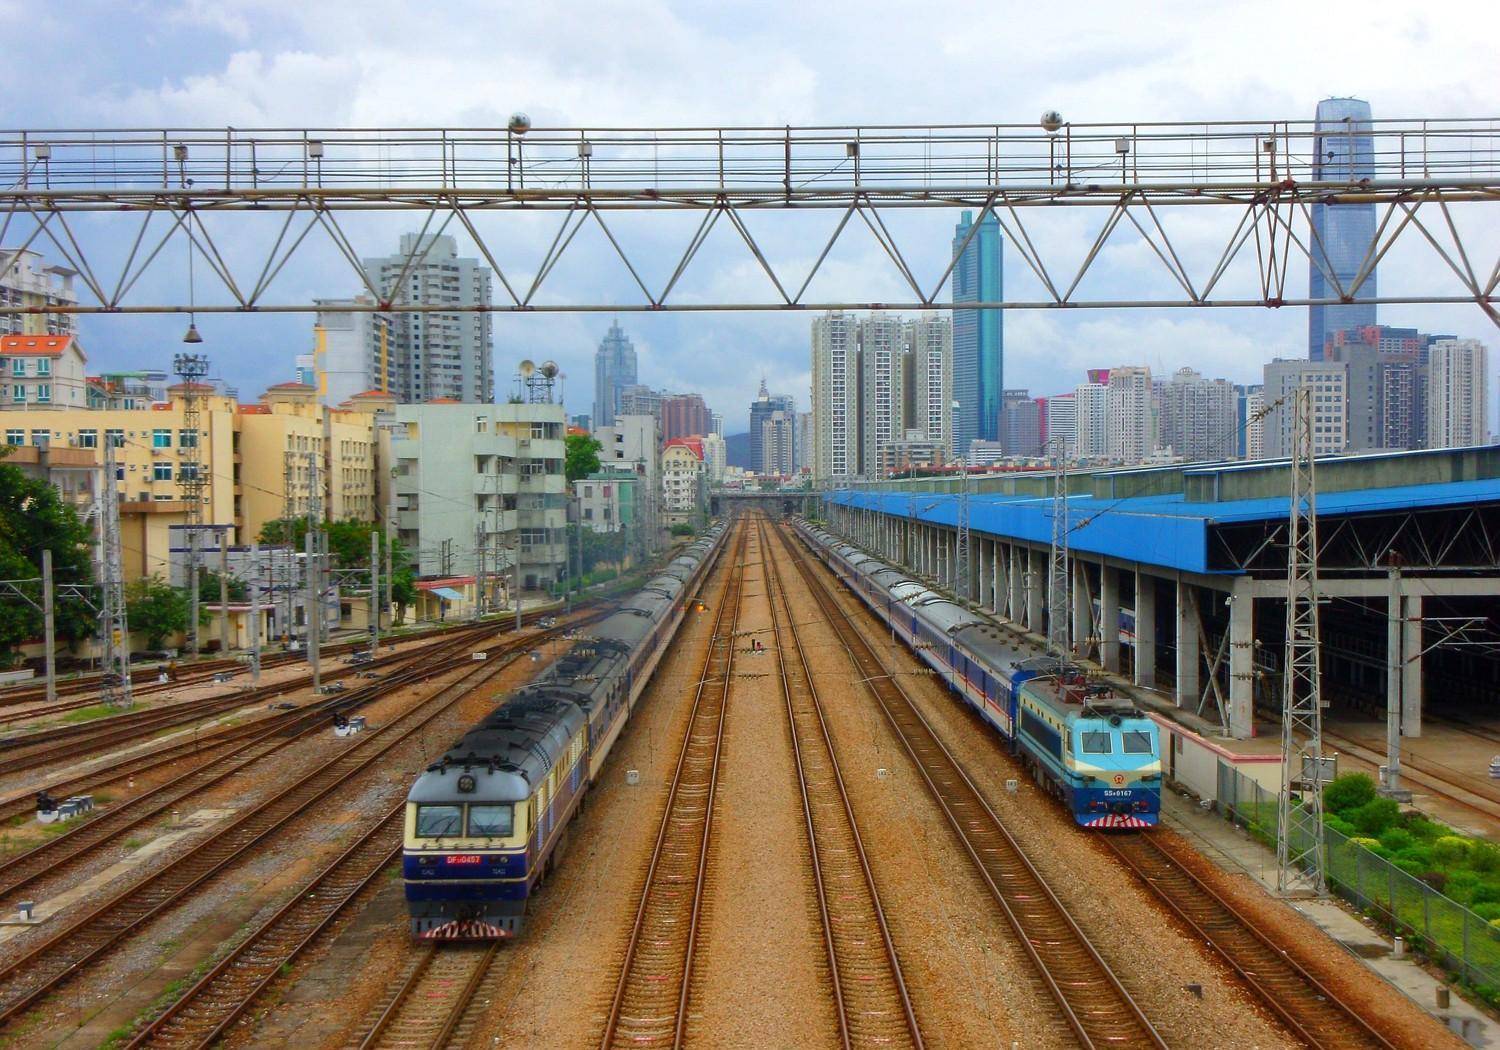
top-left (415, 805), bottom-right (463, 837)
top-left (1080, 731), bottom-right (1112, 754)
top-left (1121, 730), bottom-right (1154, 754)
top-left (468, 804), bottom-right (514, 837)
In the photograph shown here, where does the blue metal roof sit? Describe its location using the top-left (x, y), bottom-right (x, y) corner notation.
top-left (826, 478), bottom-right (1500, 575)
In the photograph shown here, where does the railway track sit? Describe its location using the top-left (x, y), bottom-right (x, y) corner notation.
top-left (1104, 833), bottom-right (1395, 1050)
top-left (760, 519), bottom-right (922, 1050)
top-left (0, 626), bottom-right (557, 1032)
top-left (0, 622), bottom-right (534, 908)
top-left (600, 519), bottom-right (748, 1050)
top-left (352, 941), bottom-right (500, 1049)
top-left (1321, 727), bottom-right (1500, 822)
top-left (781, 523), bottom-right (1166, 1050)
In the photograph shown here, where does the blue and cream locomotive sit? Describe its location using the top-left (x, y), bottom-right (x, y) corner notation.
top-left (795, 521), bottom-right (1160, 828)
top-left (403, 524), bottom-right (727, 939)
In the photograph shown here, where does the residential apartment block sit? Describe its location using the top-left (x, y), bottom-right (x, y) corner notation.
top-left (1105, 366), bottom-right (1155, 463)
top-left (1157, 367), bottom-right (1237, 461)
top-left (1427, 338), bottom-right (1489, 449)
top-left (0, 334), bottom-right (89, 410)
top-left (661, 436), bottom-right (705, 525)
top-left (1, 248), bottom-right (77, 337)
top-left (1262, 359), bottom-right (1349, 458)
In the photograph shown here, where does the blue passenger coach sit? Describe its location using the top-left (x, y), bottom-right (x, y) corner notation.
top-left (795, 520), bottom-right (1160, 828)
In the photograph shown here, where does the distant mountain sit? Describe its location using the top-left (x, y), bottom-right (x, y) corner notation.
top-left (724, 431), bottom-right (752, 469)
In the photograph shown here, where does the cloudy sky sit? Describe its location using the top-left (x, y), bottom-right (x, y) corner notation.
top-left (3, 0), bottom-right (1497, 430)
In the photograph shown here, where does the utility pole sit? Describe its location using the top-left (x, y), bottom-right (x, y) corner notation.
top-left (1383, 550), bottom-right (1413, 801)
top-left (384, 518), bottom-right (394, 638)
top-left (475, 521), bottom-right (486, 620)
top-left (370, 530), bottom-right (381, 650)
top-left (249, 541), bottom-right (262, 683)
top-left (1277, 384), bottom-right (1328, 896)
top-left (1047, 438), bottom-right (1071, 657)
top-left (187, 528), bottom-right (200, 658)
top-left (174, 352), bottom-right (209, 659)
top-left (305, 526), bottom-right (320, 691)
top-left (41, 549), bottom-right (55, 703)
top-left (955, 458), bottom-right (971, 601)
top-left (218, 532), bottom-right (230, 655)
top-left (99, 439), bottom-right (133, 709)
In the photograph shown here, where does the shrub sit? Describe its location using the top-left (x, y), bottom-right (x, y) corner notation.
top-left (1406, 817), bottom-right (1446, 843)
top-left (1421, 871), bottom-right (1448, 893)
top-left (1350, 836), bottom-right (1382, 852)
top-left (1471, 882), bottom-right (1500, 907)
top-left (1471, 842), bottom-right (1500, 874)
top-left (1324, 772), bottom-right (1377, 814)
top-left (1349, 797), bottom-right (1401, 837)
top-left (1473, 902), bottom-right (1500, 922)
top-left (1433, 836), bottom-right (1472, 866)
top-left (1446, 870), bottom-right (1481, 901)
top-left (1326, 815), bottom-right (1356, 837)
top-left (1395, 857), bottom-right (1428, 878)
top-left (1378, 828), bottom-right (1414, 854)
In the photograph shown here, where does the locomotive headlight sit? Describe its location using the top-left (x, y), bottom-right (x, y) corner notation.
top-left (457, 773), bottom-right (477, 793)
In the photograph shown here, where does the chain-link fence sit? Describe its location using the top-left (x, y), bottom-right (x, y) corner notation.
top-left (1218, 763), bottom-right (1500, 993)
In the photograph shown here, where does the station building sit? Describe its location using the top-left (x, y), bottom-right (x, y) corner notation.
top-left (821, 447), bottom-right (1500, 761)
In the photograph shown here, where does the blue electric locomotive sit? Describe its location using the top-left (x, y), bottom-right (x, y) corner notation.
top-left (403, 523), bottom-right (727, 940)
top-left (795, 520), bottom-right (1161, 828)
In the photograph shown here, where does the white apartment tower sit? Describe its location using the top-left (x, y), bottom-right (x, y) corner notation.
top-left (812, 312), bottom-right (861, 481)
top-left (1427, 338), bottom-right (1489, 448)
top-left (1, 249), bottom-right (77, 337)
top-left (858, 313), bottom-right (905, 475)
top-left (1244, 389), bottom-right (1266, 460)
top-left (1073, 381), bottom-right (1108, 460)
top-left (1105, 366), bottom-right (1155, 464)
top-left (1262, 359), bottom-right (1349, 458)
top-left (905, 314), bottom-right (953, 458)
top-left (1158, 367), bottom-right (1238, 462)
top-left (1045, 394), bottom-right (1077, 458)
top-left (309, 296), bottom-right (395, 406)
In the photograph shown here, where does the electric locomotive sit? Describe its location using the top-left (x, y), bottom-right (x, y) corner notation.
top-left (403, 523), bottom-right (726, 939)
top-left (795, 520), bottom-right (1161, 828)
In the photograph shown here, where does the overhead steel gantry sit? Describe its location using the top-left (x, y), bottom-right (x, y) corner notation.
top-left (1, 118), bottom-right (1497, 320)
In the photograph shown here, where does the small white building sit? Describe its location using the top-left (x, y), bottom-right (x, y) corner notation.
top-left (661, 436), bottom-right (705, 526)
top-left (0, 334), bottom-right (89, 411)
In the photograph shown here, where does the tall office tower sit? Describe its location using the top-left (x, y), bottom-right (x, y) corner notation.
top-left (760, 409), bottom-right (796, 477)
top-left (362, 233), bottom-right (492, 403)
top-left (593, 321), bottom-right (638, 428)
top-left (1309, 98), bottom-right (1377, 360)
top-left (1240, 387), bottom-right (1266, 460)
top-left (618, 383), bottom-right (665, 422)
top-left (1105, 366), bottom-right (1155, 464)
top-left (795, 411), bottom-right (814, 472)
top-left (308, 297), bottom-right (395, 406)
top-left (1262, 359), bottom-right (1349, 458)
top-left (1427, 338), bottom-right (1489, 448)
top-left (0, 248), bottom-right (77, 337)
top-left (903, 314), bottom-right (954, 458)
top-left (702, 432), bottom-right (727, 483)
top-left (710, 411), bottom-right (723, 438)
top-left (1158, 367), bottom-right (1238, 462)
top-left (749, 377), bottom-right (796, 475)
top-left (856, 314), bottom-right (905, 475)
top-left (1000, 389), bottom-right (1042, 458)
top-left (1044, 393), bottom-right (1077, 457)
top-left (660, 393), bottom-right (713, 442)
top-left (951, 210), bottom-right (1003, 457)
top-left (1073, 380), bottom-right (1109, 460)
top-left (811, 312), bottom-right (861, 481)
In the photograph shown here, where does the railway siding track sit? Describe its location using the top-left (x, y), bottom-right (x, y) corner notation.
top-left (760, 519), bottom-right (922, 1050)
top-left (353, 941), bottom-right (499, 1050)
top-left (1104, 833), bottom-right (1395, 1050)
top-left (781, 525), bottom-right (1166, 1050)
top-left (600, 520), bottom-right (749, 1050)
top-left (0, 630), bottom-right (550, 1031)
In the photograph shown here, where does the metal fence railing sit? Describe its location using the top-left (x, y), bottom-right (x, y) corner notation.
top-left (1218, 763), bottom-right (1500, 993)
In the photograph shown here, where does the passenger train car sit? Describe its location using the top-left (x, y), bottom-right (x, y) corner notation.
top-left (403, 523), bottom-right (728, 939)
top-left (794, 520), bottom-right (1160, 828)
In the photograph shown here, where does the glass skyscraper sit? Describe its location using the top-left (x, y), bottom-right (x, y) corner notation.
top-left (951, 210), bottom-right (1003, 457)
top-left (1308, 97), bottom-right (1377, 360)
top-left (593, 321), bottom-right (638, 428)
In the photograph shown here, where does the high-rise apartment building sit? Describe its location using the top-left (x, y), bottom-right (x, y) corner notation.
top-left (903, 314), bottom-right (953, 458)
top-left (701, 432), bottom-right (727, 483)
top-left (618, 384), bottom-right (665, 422)
top-left (362, 234), bottom-right (493, 403)
top-left (1235, 385), bottom-right (1266, 460)
top-left (660, 392), bottom-right (713, 443)
top-left (1262, 359), bottom-right (1349, 458)
top-left (1074, 380), bottom-right (1109, 460)
top-left (1324, 325), bottom-right (1429, 450)
top-left (759, 409), bottom-right (796, 477)
top-left (812, 312), bottom-right (860, 481)
top-left (749, 377), bottom-right (796, 475)
top-left (951, 210), bottom-right (1003, 457)
top-left (795, 411), bottom-right (814, 473)
top-left (1427, 338), bottom-right (1489, 448)
top-left (1043, 394), bottom-right (1077, 458)
top-left (307, 297), bottom-right (395, 406)
top-left (1157, 367), bottom-right (1237, 462)
top-left (0, 249), bottom-right (78, 337)
top-left (1309, 98), bottom-right (1377, 360)
top-left (857, 314), bottom-right (905, 474)
top-left (1106, 366), bottom-right (1155, 463)
top-left (592, 321), bottom-right (638, 428)
top-left (1000, 389), bottom-right (1042, 458)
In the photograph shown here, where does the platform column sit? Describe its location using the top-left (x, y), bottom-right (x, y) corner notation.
top-left (1008, 544), bottom-right (1024, 622)
top-left (994, 541), bottom-right (1008, 617)
top-left (1026, 546), bottom-right (1045, 633)
top-left (1227, 577), bottom-right (1255, 739)
top-left (1100, 564), bottom-right (1121, 672)
top-left (1134, 569), bottom-right (1157, 687)
top-left (1072, 560), bottom-right (1091, 658)
top-left (1393, 591), bottom-right (1423, 738)
top-left (1175, 580), bottom-right (1200, 708)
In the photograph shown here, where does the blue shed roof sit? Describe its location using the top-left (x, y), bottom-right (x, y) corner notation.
top-left (827, 478), bottom-right (1500, 575)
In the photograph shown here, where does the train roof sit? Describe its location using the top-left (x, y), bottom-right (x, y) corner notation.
top-left (410, 693), bottom-right (585, 804)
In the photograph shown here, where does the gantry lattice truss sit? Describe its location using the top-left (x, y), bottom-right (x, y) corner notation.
top-left (0, 118), bottom-right (1497, 320)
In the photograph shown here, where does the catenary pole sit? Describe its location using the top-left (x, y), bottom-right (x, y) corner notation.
top-left (41, 549), bottom-right (55, 703)
top-left (249, 542), bottom-right (261, 684)
top-left (370, 530), bottom-right (381, 651)
top-left (218, 533), bottom-right (230, 655)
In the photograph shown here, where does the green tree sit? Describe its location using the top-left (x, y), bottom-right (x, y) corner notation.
top-left (0, 455), bottom-right (97, 665)
top-left (565, 434), bottom-right (602, 482)
top-left (197, 569), bottom-right (248, 604)
top-left (126, 574), bottom-right (191, 650)
top-left (257, 516), bottom-right (312, 550)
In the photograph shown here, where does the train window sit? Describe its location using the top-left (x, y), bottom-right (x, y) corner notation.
top-left (415, 805), bottom-right (463, 837)
top-left (1121, 730), bottom-right (1154, 755)
top-left (467, 804), bottom-right (514, 837)
top-left (1080, 731), bottom-right (1112, 754)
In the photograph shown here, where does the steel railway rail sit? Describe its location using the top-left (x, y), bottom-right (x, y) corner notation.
top-left (352, 942), bottom-right (500, 1050)
top-left (0, 621), bottom-right (547, 908)
top-left (0, 625), bottom-right (564, 1032)
top-left (781, 524), bottom-right (1165, 1050)
top-left (1103, 833), bottom-right (1396, 1050)
top-left (759, 518), bottom-right (922, 1050)
top-left (600, 519), bottom-right (748, 1050)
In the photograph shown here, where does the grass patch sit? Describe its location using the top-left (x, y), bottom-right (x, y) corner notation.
top-left (123, 837), bottom-right (146, 851)
top-left (60, 703), bottom-right (120, 724)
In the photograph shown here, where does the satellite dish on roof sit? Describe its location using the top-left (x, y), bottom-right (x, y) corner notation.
top-left (539, 360), bottom-right (559, 379)
top-left (518, 359), bottom-right (535, 377)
